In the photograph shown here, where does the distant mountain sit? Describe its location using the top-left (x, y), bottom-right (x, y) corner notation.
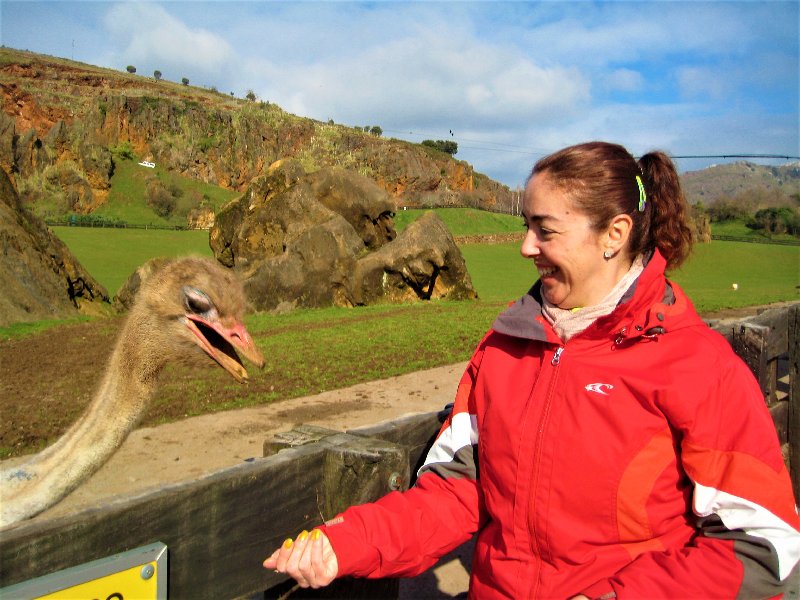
top-left (0, 47), bottom-right (512, 225)
top-left (681, 161), bottom-right (800, 205)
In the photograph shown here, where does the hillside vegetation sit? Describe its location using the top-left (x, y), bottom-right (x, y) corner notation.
top-left (683, 162), bottom-right (800, 240)
top-left (0, 47), bottom-right (511, 230)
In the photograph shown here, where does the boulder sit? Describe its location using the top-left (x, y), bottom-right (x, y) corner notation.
top-left (0, 168), bottom-right (111, 326)
top-left (209, 160), bottom-right (476, 310)
top-left (308, 167), bottom-right (396, 249)
top-left (348, 211), bottom-right (476, 305)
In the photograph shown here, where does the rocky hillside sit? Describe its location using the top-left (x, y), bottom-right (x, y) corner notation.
top-left (682, 161), bottom-right (800, 205)
top-left (0, 167), bottom-right (110, 326)
top-left (0, 47), bottom-right (511, 221)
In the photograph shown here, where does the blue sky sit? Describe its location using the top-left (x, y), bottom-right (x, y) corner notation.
top-left (1, 1), bottom-right (798, 188)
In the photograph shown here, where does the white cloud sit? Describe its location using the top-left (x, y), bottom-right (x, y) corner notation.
top-left (676, 66), bottom-right (729, 101)
top-left (245, 18), bottom-right (589, 136)
top-left (604, 69), bottom-right (645, 94)
top-left (103, 2), bottom-right (236, 82)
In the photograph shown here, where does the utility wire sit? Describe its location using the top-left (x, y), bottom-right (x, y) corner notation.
top-left (381, 128), bottom-right (799, 162)
top-left (669, 154), bottom-right (800, 160)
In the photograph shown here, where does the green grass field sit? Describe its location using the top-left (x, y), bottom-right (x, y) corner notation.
top-left (396, 209), bottom-right (799, 311)
top-left (710, 219), bottom-right (798, 243)
top-left (51, 210), bottom-right (799, 309)
top-left (52, 226), bottom-right (213, 295)
top-left (460, 240), bottom-right (799, 312)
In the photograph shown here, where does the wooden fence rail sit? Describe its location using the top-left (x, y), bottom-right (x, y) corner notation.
top-left (1, 303), bottom-right (798, 599)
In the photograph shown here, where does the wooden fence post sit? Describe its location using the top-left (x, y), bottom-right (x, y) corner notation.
top-left (788, 304), bottom-right (800, 501)
top-left (733, 322), bottom-right (771, 399)
top-left (262, 424), bottom-right (418, 600)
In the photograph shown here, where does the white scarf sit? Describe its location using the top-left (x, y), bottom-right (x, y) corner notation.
top-left (542, 254), bottom-right (646, 342)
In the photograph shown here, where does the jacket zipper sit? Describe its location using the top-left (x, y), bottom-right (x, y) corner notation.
top-left (530, 344), bottom-right (564, 597)
top-left (551, 346), bottom-right (564, 366)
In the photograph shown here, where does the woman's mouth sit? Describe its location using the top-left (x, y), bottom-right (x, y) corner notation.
top-left (537, 265), bottom-right (558, 277)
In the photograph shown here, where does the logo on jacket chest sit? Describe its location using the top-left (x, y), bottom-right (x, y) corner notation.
top-left (585, 382), bottom-right (614, 395)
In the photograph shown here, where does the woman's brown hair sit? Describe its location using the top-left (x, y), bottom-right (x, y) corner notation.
top-left (531, 141), bottom-right (693, 270)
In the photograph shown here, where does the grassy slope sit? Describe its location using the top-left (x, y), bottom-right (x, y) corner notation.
top-left (93, 158), bottom-right (240, 227)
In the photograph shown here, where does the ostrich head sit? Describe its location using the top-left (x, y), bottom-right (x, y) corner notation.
top-left (127, 257), bottom-right (265, 382)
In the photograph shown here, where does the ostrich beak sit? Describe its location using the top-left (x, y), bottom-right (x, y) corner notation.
top-left (184, 315), bottom-right (265, 383)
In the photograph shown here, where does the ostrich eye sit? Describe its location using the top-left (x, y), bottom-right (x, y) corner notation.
top-left (183, 286), bottom-right (213, 315)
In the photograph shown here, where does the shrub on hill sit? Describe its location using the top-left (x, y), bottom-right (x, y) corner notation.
top-left (748, 206), bottom-right (800, 236)
top-left (422, 139), bottom-right (458, 155)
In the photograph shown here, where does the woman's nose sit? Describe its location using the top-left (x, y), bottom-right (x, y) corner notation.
top-left (520, 229), bottom-right (540, 258)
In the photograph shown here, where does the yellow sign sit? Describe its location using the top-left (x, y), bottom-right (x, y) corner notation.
top-left (0, 543), bottom-right (167, 600)
top-left (37, 561), bottom-right (158, 600)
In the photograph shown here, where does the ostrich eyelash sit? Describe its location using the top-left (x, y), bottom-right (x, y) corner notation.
top-left (183, 286), bottom-right (213, 315)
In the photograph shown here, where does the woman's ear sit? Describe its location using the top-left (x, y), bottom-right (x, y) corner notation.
top-left (605, 213), bottom-right (633, 254)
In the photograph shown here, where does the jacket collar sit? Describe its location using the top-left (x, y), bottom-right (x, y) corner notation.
top-left (491, 249), bottom-right (698, 345)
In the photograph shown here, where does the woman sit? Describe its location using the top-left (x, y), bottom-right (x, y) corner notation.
top-left (264, 142), bottom-right (800, 598)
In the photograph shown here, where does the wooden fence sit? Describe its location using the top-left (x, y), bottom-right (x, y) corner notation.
top-left (707, 303), bottom-right (799, 498)
top-left (1, 303), bottom-right (798, 599)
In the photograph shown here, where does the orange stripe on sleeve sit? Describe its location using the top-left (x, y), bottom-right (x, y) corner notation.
top-left (682, 442), bottom-right (800, 529)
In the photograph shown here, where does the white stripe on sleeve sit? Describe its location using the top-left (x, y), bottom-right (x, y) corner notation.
top-left (694, 482), bottom-right (800, 580)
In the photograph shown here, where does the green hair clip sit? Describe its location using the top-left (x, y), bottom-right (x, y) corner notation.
top-left (635, 175), bottom-right (646, 212)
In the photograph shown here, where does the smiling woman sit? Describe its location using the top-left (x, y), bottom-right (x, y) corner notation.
top-left (265, 142), bottom-right (800, 600)
top-left (523, 142), bottom-right (693, 314)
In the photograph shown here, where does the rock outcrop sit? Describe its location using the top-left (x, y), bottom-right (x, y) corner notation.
top-left (0, 168), bottom-right (111, 326)
top-left (0, 48), bottom-right (513, 222)
top-left (210, 160), bottom-right (476, 311)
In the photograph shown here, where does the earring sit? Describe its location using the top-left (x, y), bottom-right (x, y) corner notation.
top-left (603, 249), bottom-right (614, 259)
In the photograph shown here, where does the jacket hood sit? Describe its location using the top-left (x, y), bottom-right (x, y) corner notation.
top-left (491, 249), bottom-right (704, 345)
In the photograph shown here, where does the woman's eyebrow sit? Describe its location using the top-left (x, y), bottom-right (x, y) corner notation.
top-left (525, 213), bottom-right (559, 224)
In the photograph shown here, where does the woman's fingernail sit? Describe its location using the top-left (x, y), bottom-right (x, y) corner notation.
top-left (311, 529), bottom-right (321, 541)
top-left (297, 530), bottom-right (309, 542)
top-left (283, 538), bottom-right (293, 549)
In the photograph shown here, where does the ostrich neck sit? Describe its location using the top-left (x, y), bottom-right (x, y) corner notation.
top-left (1, 331), bottom-right (161, 524)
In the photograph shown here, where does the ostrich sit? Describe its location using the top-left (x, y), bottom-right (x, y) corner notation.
top-left (0, 257), bottom-right (265, 527)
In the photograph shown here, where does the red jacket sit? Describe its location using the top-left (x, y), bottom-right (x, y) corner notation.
top-left (323, 250), bottom-right (800, 598)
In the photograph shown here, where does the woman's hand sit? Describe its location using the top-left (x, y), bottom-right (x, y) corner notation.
top-left (263, 529), bottom-right (339, 589)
